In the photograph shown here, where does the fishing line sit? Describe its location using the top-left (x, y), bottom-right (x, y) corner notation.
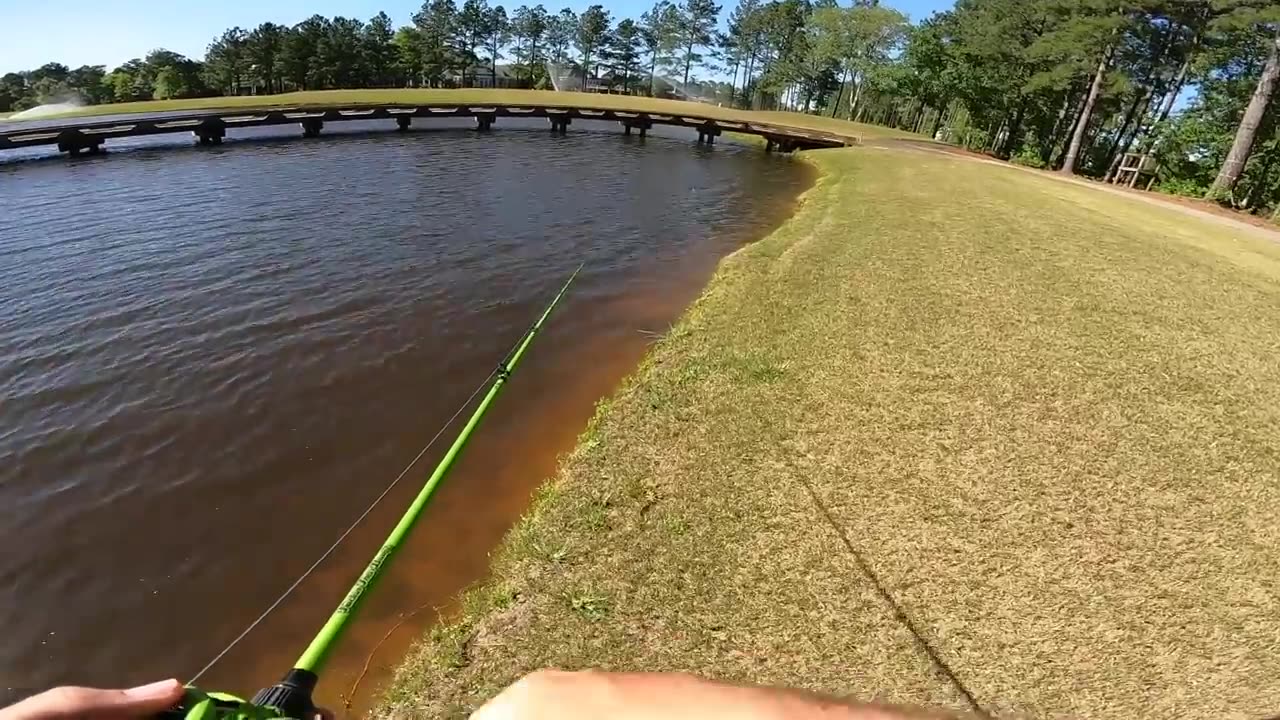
top-left (189, 365), bottom-right (497, 685)
top-left (186, 264), bottom-right (583, 689)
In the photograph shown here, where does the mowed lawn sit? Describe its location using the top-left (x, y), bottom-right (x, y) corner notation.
top-left (0, 88), bottom-right (902, 141)
top-left (381, 147), bottom-right (1280, 719)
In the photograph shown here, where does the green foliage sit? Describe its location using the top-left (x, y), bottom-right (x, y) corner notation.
top-left (673, 0), bottom-right (722, 86)
top-left (95, 53), bottom-right (208, 104)
top-left (511, 4), bottom-right (550, 83)
top-left (457, 0), bottom-right (491, 78)
top-left (316, 17), bottom-right (369, 88)
top-left (364, 13), bottom-right (398, 86)
top-left (566, 592), bottom-right (610, 621)
top-left (169, 61), bottom-right (210, 100)
top-left (0, 63), bottom-right (115, 110)
top-left (604, 18), bottom-right (645, 90)
top-left (810, 3), bottom-right (907, 117)
top-left (414, 0), bottom-right (464, 86)
top-left (393, 27), bottom-right (428, 85)
top-left (545, 8), bottom-right (578, 64)
top-left (576, 4), bottom-right (613, 84)
top-left (204, 27), bottom-right (248, 94)
top-left (640, 1), bottom-right (681, 94)
top-left (1011, 143), bottom-right (1047, 168)
top-left (0, 73), bottom-right (28, 111)
top-left (1155, 176), bottom-right (1208, 197)
top-left (482, 6), bottom-right (512, 81)
top-left (247, 23), bottom-right (285, 93)
top-left (281, 16), bottom-right (328, 90)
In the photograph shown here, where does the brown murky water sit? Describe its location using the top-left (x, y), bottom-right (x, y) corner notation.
top-left (0, 120), bottom-right (813, 712)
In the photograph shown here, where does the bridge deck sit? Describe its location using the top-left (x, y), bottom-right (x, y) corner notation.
top-left (0, 102), bottom-right (857, 157)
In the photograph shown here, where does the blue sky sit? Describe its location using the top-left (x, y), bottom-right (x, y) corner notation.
top-left (0, 0), bottom-right (952, 74)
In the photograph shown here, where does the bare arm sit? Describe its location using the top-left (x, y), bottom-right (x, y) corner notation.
top-left (471, 670), bottom-right (959, 720)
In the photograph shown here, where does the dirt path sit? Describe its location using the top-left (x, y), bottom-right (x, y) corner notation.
top-left (879, 139), bottom-right (1280, 243)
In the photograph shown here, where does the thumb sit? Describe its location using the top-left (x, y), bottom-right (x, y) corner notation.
top-left (0, 680), bottom-right (186, 720)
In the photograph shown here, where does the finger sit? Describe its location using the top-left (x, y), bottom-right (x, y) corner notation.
top-left (468, 695), bottom-right (514, 720)
top-left (469, 671), bottom-right (581, 720)
top-left (468, 675), bottom-right (535, 720)
top-left (0, 680), bottom-right (186, 720)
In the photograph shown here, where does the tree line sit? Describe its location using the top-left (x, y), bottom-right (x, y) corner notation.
top-left (879, 0), bottom-right (1280, 214)
top-left (0, 0), bottom-right (726, 108)
top-left (715, 0), bottom-right (1278, 214)
top-left (1, 0), bottom-right (1278, 216)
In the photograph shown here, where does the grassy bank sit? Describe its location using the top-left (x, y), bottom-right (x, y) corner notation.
top-left (382, 147), bottom-right (1280, 719)
top-left (0, 89), bottom-right (904, 141)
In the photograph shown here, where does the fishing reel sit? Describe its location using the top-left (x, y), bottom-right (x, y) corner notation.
top-left (160, 670), bottom-right (317, 720)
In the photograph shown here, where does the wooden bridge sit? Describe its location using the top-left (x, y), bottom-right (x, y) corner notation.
top-left (0, 102), bottom-right (857, 158)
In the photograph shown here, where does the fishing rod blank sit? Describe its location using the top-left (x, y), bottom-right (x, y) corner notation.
top-left (162, 266), bottom-right (582, 720)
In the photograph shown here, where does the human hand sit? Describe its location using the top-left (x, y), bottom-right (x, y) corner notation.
top-left (0, 679), bottom-right (185, 720)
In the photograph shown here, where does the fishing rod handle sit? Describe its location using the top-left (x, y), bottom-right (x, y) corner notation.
top-left (156, 687), bottom-right (277, 720)
top-left (158, 670), bottom-right (316, 720)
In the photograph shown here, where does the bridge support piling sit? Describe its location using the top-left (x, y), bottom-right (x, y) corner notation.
top-left (56, 131), bottom-right (103, 158)
top-left (301, 118), bottom-right (324, 138)
top-left (549, 116), bottom-right (571, 134)
top-left (396, 116), bottom-right (412, 131)
top-left (622, 118), bottom-right (651, 139)
top-left (476, 114), bottom-right (495, 131)
top-left (194, 120), bottom-right (225, 146)
top-left (697, 125), bottom-right (721, 146)
top-left (764, 137), bottom-right (796, 153)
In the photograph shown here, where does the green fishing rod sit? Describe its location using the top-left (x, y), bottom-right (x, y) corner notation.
top-left (163, 265), bottom-right (582, 720)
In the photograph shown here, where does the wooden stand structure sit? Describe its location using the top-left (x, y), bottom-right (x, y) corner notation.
top-left (1112, 152), bottom-right (1161, 190)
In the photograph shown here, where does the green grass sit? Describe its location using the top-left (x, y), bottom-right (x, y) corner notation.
top-left (379, 145), bottom-right (1280, 719)
top-left (2, 89), bottom-right (907, 140)
top-left (751, 109), bottom-right (925, 140)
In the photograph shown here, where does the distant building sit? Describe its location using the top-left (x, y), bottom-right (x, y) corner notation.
top-left (447, 64), bottom-right (529, 89)
top-left (547, 65), bottom-right (643, 95)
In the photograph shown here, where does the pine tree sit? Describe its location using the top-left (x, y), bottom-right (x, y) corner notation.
top-left (512, 5), bottom-right (549, 83)
top-left (483, 6), bottom-right (512, 84)
top-left (576, 5), bottom-right (613, 87)
top-left (546, 8), bottom-right (579, 64)
top-left (606, 18), bottom-right (644, 92)
top-left (247, 23), bottom-right (285, 93)
top-left (363, 13), bottom-right (397, 87)
top-left (457, 0), bottom-right (492, 84)
top-left (674, 0), bottom-right (722, 87)
top-left (640, 1), bottom-right (680, 95)
top-left (1208, 0), bottom-right (1280, 198)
